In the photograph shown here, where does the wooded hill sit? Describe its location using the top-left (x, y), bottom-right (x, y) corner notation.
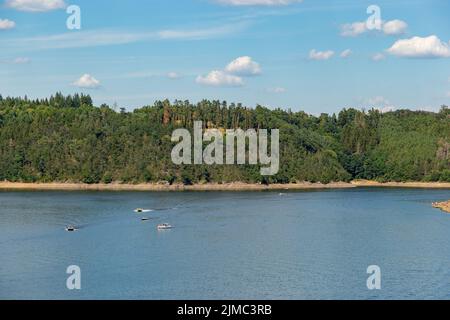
top-left (0, 93), bottom-right (449, 184)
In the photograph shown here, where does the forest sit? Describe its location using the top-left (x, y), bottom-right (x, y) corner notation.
top-left (0, 93), bottom-right (449, 184)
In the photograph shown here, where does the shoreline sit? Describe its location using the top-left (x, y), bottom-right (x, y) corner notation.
top-left (0, 180), bottom-right (449, 191)
top-left (0, 181), bottom-right (355, 191)
top-left (350, 180), bottom-right (450, 189)
top-left (432, 201), bottom-right (450, 213)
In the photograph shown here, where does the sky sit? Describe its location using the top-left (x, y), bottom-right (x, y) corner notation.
top-left (1, 0), bottom-right (449, 114)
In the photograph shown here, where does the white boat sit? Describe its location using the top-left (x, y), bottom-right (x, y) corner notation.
top-left (65, 226), bottom-right (77, 232)
top-left (134, 208), bottom-right (153, 213)
top-left (157, 223), bottom-right (173, 230)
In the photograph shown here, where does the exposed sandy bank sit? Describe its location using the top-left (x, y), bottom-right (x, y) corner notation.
top-left (351, 180), bottom-right (450, 189)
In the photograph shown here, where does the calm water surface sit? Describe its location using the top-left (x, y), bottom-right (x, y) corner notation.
top-left (1, 188), bottom-right (449, 300)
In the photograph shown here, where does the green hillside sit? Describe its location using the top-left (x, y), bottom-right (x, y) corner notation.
top-left (0, 93), bottom-right (448, 184)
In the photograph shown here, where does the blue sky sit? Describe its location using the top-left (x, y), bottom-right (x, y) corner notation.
top-left (1, 0), bottom-right (449, 114)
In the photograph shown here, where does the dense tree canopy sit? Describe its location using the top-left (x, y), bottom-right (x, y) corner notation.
top-left (0, 93), bottom-right (448, 184)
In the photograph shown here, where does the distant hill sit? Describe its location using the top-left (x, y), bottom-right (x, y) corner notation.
top-left (0, 93), bottom-right (448, 184)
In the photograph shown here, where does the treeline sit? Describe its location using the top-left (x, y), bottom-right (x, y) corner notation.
top-left (0, 93), bottom-right (449, 184)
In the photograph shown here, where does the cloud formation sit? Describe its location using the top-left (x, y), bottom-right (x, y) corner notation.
top-left (13, 57), bottom-right (30, 64)
top-left (365, 96), bottom-right (395, 113)
top-left (0, 57), bottom-right (30, 64)
top-left (196, 56), bottom-right (261, 87)
top-left (73, 74), bottom-right (101, 89)
top-left (5, 23), bottom-right (248, 51)
top-left (382, 20), bottom-right (408, 36)
top-left (225, 56), bottom-right (262, 76)
top-left (196, 70), bottom-right (244, 87)
top-left (309, 49), bottom-right (334, 60)
top-left (340, 22), bottom-right (367, 37)
top-left (6, 0), bottom-right (66, 12)
top-left (340, 49), bottom-right (352, 58)
top-left (216, 0), bottom-right (302, 6)
top-left (0, 19), bottom-right (16, 30)
top-left (372, 53), bottom-right (385, 61)
top-left (341, 19), bottom-right (408, 37)
top-left (167, 72), bottom-right (181, 79)
top-left (387, 35), bottom-right (450, 58)
top-left (267, 87), bottom-right (286, 93)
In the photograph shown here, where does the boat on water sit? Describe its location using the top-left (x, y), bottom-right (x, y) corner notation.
top-left (141, 217), bottom-right (150, 221)
top-left (134, 208), bottom-right (153, 213)
top-left (65, 226), bottom-right (77, 232)
top-left (157, 223), bottom-right (173, 230)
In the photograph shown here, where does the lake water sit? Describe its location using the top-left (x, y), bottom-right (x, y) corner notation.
top-left (1, 188), bottom-right (449, 300)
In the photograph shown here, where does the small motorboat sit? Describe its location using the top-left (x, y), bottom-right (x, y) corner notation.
top-left (65, 226), bottom-right (77, 232)
top-left (141, 217), bottom-right (150, 221)
top-left (157, 223), bottom-right (173, 230)
top-left (134, 208), bottom-right (153, 213)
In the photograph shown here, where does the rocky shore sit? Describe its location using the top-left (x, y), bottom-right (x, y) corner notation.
top-left (432, 201), bottom-right (450, 213)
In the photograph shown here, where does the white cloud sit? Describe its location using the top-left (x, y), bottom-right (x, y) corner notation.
top-left (216, 0), bottom-right (302, 6)
top-left (0, 57), bottom-right (31, 64)
top-left (6, 0), bottom-right (66, 12)
top-left (387, 35), bottom-right (450, 58)
top-left (372, 53), bottom-right (385, 61)
top-left (267, 87), bottom-right (286, 93)
top-left (365, 96), bottom-right (395, 113)
top-left (309, 49), bottom-right (334, 60)
top-left (73, 74), bottom-right (101, 89)
top-left (225, 56), bottom-right (262, 76)
top-left (341, 20), bottom-right (408, 37)
top-left (5, 23), bottom-right (248, 51)
top-left (340, 49), bottom-right (352, 58)
top-left (196, 70), bottom-right (244, 87)
top-left (0, 19), bottom-right (16, 30)
top-left (167, 72), bottom-right (181, 79)
top-left (156, 23), bottom-right (246, 40)
top-left (340, 22), bottom-right (367, 37)
top-left (13, 57), bottom-right (30, 64)
top-left (382, 19), bottom-right (408, 36)
top-left (196, 56), bottom-right (261, 87)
